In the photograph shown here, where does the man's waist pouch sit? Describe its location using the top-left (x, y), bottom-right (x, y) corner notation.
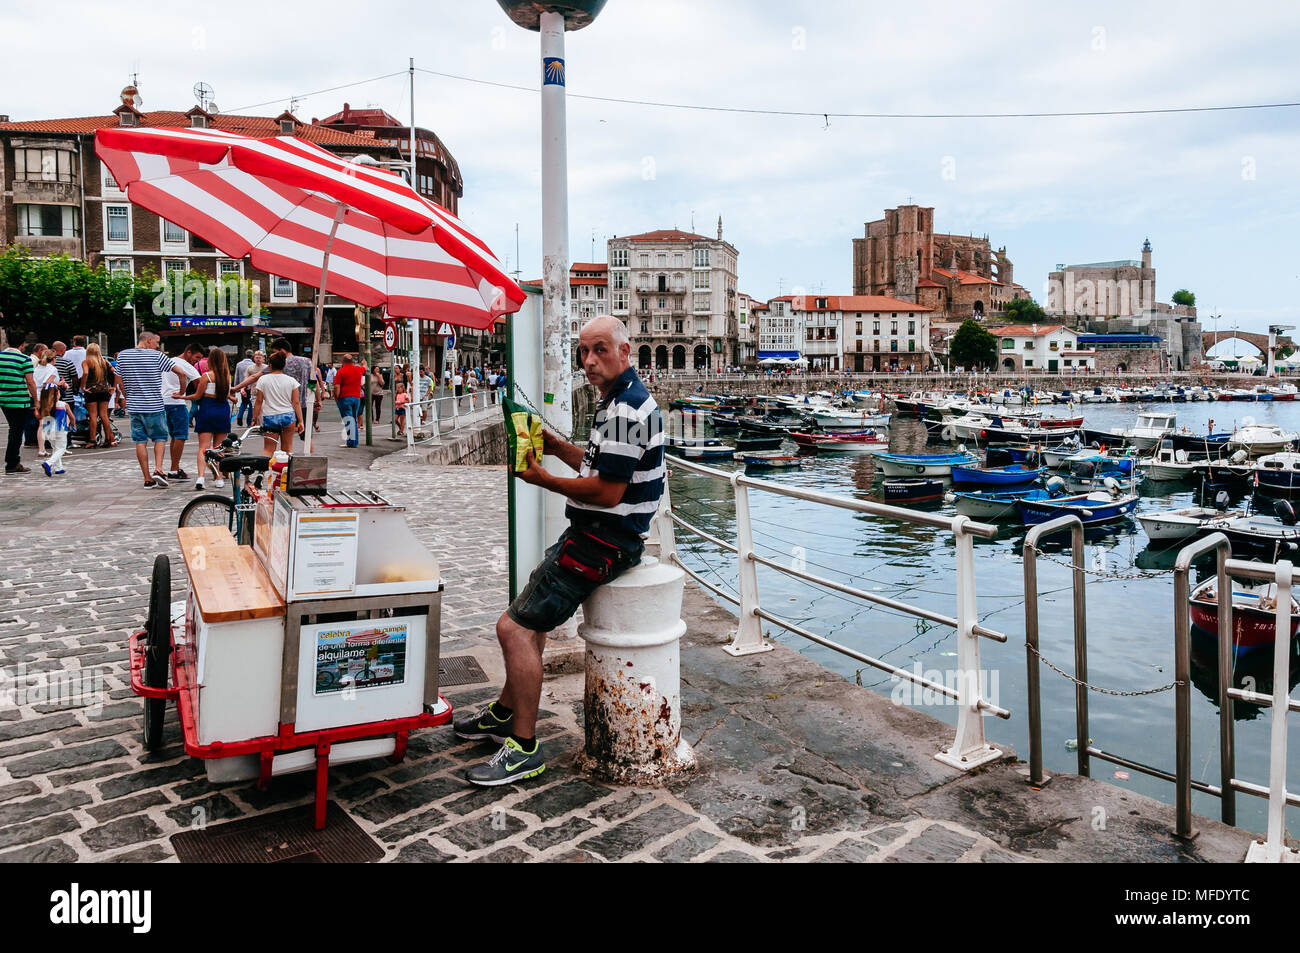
top-left (559, 519), bottom-right (643, 584)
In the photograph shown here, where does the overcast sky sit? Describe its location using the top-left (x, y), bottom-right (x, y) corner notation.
top-left (5, 0), bottom-right (1299, 333)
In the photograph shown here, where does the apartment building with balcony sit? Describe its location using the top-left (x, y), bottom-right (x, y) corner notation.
top-left (608, 221), bottom-right (739, 371)
top-left (838, 295), bottom-right (934, 372)
top-left (757, 296), bottom-right (799, 360)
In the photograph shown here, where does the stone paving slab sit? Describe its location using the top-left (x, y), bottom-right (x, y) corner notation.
top-left (0, 416), bottom-right (1256, 862)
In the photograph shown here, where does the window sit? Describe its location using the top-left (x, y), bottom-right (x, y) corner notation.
top-left (614, 292), bottom-right (629, 311)
top-left (612, 271), bottom-right (626, 290)
top-left (1001, 338), bottom-right (1014, 349)
top-left (595, 286), bottom-right (605, 300)
top-left (694, 248), bottom-right (710, 268)
top-left (693, 293), bottom-right (710, 312)
top-left (874, 341), bottom-right (880, 352)
top-left (101, 163), bottom-right (119, 191)
top-left (14, 148), bottom-right (73, 182)
top-left (106, 205), bottom-right (130, 243)
top-left (163, 219), bottom-right (185, 245)
top-left (163, 260), bottom-right (188, 283)
top-left (639, 254), bottom-right (649, 267)
top-left (673, 253), bottom-right (683, 267)
top-left (16, 205), bottom-right (80, 237)
top-left (828, 328), bottom-right (836, 340)
top-left (856, 321), bottom-right (863, 335)
top-left (908, 320), bottom-right (915, 334)
top-left (908, 340), bottom-right (915, 352)
top-left (806, 328), bottom-right (815, 341)
top-left (891, 321), bottom-right (898, 335)
top-left (891, 340), bottom-right (898, 352)
top-left (218, 260), bottom-right (243, 279)
top-left (611, 249), bottom-right (627, 267)
top-left (695, 318), bottom-right (707, 333)
top-left (272, 275), bottom-right (295, 299)
top-left (108, 258), bottom-right (132, 276)
top-left (655, 315), bottom-right (669, 331)
top-left (658, 297), bottom-right (666, 310)
top-left (639, 298), bottom-right (648, 313)
top-left (1063, 340), bottom-right (1073, 349)
top-left (656, 254), bottom-right (667, 267)
top-left (674, 320), bottom-right (683, 333)
top-left (640, 321), bottom-right (649, 334)
top-left (1024, 340), bottom-right (1035, 350)
top-left (693, 271), bottom-right (709, 289)
top-left (1064, 359), bottom-right (1073, 367)
top-left (1025, 359), bottom-right (1034, 368)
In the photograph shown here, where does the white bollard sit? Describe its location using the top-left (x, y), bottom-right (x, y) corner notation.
top-left (575, 555), bottom-right (696, 783)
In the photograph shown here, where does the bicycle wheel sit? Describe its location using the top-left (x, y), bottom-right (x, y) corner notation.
top-left (142, 555), bottom-right (170, 752)
top-left (178, 494), bottom-right (235, 532)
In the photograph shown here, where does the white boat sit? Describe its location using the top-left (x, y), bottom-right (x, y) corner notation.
top-left (806, 407), bottom-right (892, 429)
top-left (1227, 417), bottom-right (1299, 456)
top-left (1111, 411), bottom-right (1176, 452)
top-left (1138, 505), bottom-right (1241, 542)
top-left (1142, 441), bottom-right (1198, 481)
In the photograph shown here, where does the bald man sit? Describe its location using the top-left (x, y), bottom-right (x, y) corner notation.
top-left (456, 316), bottom-right (665, 786)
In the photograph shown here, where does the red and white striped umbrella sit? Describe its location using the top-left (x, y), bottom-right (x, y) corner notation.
top-left (94, 125), bottom-right (525, 330)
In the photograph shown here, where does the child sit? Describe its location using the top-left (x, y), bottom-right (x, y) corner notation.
top-left (394, 385), bottom-right (410, 437)
top-left (38, 381), bottom-right (71, 476)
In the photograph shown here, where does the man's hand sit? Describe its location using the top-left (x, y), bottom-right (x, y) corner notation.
top-left (515, 449), bottom-right (548, 487)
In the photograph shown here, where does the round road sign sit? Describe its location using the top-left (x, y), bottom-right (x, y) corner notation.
top-left (383, 322), bottom-right (397, 351)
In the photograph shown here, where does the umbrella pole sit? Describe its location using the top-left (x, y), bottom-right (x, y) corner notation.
top-left (306, 203), bottom-right (346, 453)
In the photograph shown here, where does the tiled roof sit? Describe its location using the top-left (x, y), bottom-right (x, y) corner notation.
top-left (570, 262), bottom-right (607, 272)
top-left (988, 325), bottom-right (1068, 337)
top-left (916, 278), bottom-right (944, 288)
top-left (0, 111), bottom-right (392, 149)
top-left (931, 267), bottom-right (1003, 286)
top-left (613, 229), bottom-right (711, 243)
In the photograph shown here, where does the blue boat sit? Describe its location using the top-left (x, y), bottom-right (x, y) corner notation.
top-left (953, 485), bottom-right (1064, 520)
top-left (876, 451), bottom-right (978, 477)
top-left (951, 464), bottom-right (1047, 488)
top-left (1016, 491), bottom-right (1140, 527)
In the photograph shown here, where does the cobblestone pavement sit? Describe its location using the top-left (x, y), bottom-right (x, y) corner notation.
top-left (0, 415), bottom-right (1252, 862)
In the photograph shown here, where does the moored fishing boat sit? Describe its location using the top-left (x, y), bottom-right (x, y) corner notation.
top-left (1188, 579), bottom-right (1300, 655)
top-left (1137, 503), bottom-right (1241, 542)
top-left (876, 450), bottom-right (978, 477)
top-left (1015, 488), bottom-right (1140, 527)
top-left (950, 463), bottom-right (1046, 487)
top-left (951, 481), bottom-right (1067, 520)
top-left (741, 453), bottom-right (802, 470)
top-left (1227, 417), bottom-right (1299, 456)
top-left (732, 434), bottom-right (785, 452)
top-left (789, 430), bottom-right (888, 453)
top-left (1251, 451), bottom-right (1300, 499)
top-left (882, 479), bottom-right (945, 504)
top-left (665, 435), bottom-right (736, 459)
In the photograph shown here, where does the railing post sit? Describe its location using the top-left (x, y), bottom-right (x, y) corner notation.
top-left (1070, 521), bottom-right (1089, 779)
top-left (1214, 544), bottom-right (1236, 827)
top-left (936, 517), bottom-right (1001, 770)
top-left (1246, 559), bottom-right (1299, 862)
top-left (724, 472), bottom-right (772, 656)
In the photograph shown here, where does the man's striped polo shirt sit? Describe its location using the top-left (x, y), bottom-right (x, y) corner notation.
top-left (0, 349), bottom-right (34, 408)
top-left (566, 366), bottom-right (665, 539)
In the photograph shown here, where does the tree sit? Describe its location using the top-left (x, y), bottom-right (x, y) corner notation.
top-left (1002, 296), bottom-right (1047, 325)
top-left (950, 319), bottom-right (997, 370)
top-left (1172, 289), bottom-right (1196, 307)
top-left (0, 245), bottom-right (163, 350)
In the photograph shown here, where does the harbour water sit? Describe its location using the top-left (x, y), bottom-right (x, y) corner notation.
top-left (666, 397), bottom-right (1300, 836)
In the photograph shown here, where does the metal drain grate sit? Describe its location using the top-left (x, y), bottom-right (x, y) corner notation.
top-left (439, 655), bottom-right (488, 687)
top-left (170, 802), bottom-right (384, 863)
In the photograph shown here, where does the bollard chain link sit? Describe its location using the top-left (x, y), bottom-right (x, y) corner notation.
top-left (1024, 543), bottom-right (1174, 580)
top-left (1025, 643), bottom-right (1183, 696)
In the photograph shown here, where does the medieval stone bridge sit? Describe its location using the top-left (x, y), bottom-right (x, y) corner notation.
top-left (1202, 330), bottom-right (1292, 355)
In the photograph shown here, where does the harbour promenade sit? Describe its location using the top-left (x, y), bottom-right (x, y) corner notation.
top-left (0, 416), bottom-right (1254, 862)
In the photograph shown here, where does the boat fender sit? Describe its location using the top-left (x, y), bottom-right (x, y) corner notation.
top-left (941, 426), bottom-right (956, 442)
top-left (1276, 500), bottom-right (1296, 526)
top-left (915, 465), bottom-right (925, 474)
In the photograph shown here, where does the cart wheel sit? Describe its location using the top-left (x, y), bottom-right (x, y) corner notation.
top-left (178, 494), bottom-right (235, 533)
top-left (143, 555), bottom-right (170, 752)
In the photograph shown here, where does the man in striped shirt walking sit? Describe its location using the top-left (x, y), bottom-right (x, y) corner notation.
top-left (1, 337), bottom-right (38, 473)
top-left (116, 331), bottom-right (179, 488)
top-left (457, 315), bottom-right (665, 786)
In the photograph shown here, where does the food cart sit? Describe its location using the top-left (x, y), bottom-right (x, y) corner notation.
top-left (129, 455), bottom-right (452, 829)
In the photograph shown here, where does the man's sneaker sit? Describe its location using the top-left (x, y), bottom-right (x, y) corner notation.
top-left (152, 472), bottom-right (169, 487)
top-left (195, 477), bottom-right (205, 490)
top-left (453, 702), bottom-right (514, 741)
top-left (5, 465), bottom-right (30, 474)
top-left (212, 478), bottom-right (225, 489)
top-left (143, 480), bottom-right (162, 489)
top-left (465, 738), bottom-right (546, 787)
top-left (168, 469), bottom-right (188, 480)
top-left (54, 469), bottom-right (66, 475)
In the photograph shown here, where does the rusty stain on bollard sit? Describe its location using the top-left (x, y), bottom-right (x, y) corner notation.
top-left (574, 556), bottom-right (695, 785)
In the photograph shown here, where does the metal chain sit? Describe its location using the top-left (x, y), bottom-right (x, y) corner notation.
top-left (1026, 643), bottom-right (1183, 696)
top-left (509, 382), bottom-right (574, 441)
top-left (1024, 543), bottom-right (1174, 580)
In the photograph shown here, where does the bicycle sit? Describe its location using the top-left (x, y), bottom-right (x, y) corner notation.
top-left (177, 426), bottom-right (279, 544)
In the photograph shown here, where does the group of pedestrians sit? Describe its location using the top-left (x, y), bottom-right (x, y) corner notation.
top-left (1, 335), bottom-right (123, 476)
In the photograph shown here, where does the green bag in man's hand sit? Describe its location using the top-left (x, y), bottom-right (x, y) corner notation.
top-left (502, 396), bottom-right (544, 473)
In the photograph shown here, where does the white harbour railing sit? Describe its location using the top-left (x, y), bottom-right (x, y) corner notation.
top-left (655, 453), bottom-right (1010, 771)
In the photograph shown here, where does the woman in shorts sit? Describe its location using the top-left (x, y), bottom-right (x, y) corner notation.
top-left (251, 350), bottom-right (303, 456)
top-left (79, 343), bottom-right (120, 447)
top-left (186, 348), bottom-right (233, 490)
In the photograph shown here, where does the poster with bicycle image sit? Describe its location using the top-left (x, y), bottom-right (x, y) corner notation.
top-left (314, 622), bottom-right (408, 696)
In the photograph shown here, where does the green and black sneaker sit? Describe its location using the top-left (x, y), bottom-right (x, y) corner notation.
top-left (466, 738), bottom-right (546, 787)
top-left (453, 701), bottom-right (514, 741)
